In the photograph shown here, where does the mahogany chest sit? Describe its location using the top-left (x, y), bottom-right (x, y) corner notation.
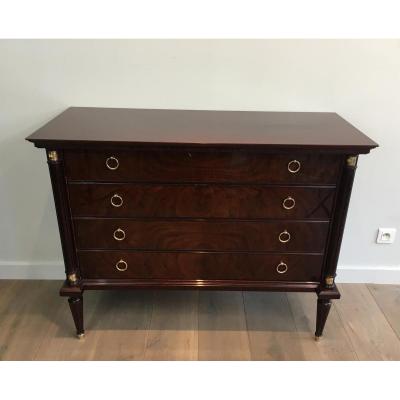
top-left (27, 108), bottom-right (377, 339)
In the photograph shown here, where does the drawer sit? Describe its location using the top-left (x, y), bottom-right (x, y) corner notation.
top-left (64, 150), bottom-right (342, 184)
top-left (74, 219), bottom-right (329, 252)
top-left (78, 251), bottom-right (323, 282)
top-left (68, 183), bottom-right (335, 220)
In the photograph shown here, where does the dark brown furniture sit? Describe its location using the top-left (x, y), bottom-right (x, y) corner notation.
top-left (27, 108), bottom-right (377, 340)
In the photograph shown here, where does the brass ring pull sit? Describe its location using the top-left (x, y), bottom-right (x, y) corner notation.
top-left (288, 159), bottom-right (301, 174)
top-left (279, 230), bottom-right (291, 243)
top-left (113, 228), bottom-right (126, 241)
top-left (116, 259), bottom-right (128, 272)
top-left (106, 156), bottom-right (119, 170)
top-left (110, 194), bottom-right (123, 208)
top-left (282, 196), bottom-right (296, 210)
top-left (276, 262), bottom-right (288, 274)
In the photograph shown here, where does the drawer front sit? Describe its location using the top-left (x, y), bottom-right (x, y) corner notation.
top-left (74, 219), bottom-right (329, 252)
top-left (78, 251), bottom-right (323, 282)
top-left (69, 183), bottom-right (335, 220)
top-left (64, 150), bottom-right (342, 184)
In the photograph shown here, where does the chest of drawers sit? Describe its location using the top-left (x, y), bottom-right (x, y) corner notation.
top-left (27, 108), bottom-right (377, 340)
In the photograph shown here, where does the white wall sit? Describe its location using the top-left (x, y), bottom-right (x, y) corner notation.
top-left (0, 39), bottom-right (399, 282)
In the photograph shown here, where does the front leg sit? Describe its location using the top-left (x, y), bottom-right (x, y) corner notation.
top-left (68, 296), bottom-right (84, 338)
top-left (60, 282), bottom-right (84, 338)
top-left (315, 298), bottom-right (332, 340)
top-left (315, 285), bottom-right (340, 340)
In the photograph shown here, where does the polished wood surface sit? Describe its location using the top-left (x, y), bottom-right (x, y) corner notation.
top-left (78, 251), bottom-right (323, 281)
top-left (1, 281), bottom-right (399, 361)
top-left (26, 108), bottom-right (378, 153)
top-left (26, 108), bottom-right (377, 338)
top-left (74, 219), bottom-right (329, 252)
top-left (78, 280), bottom-right (320, 292)
top-left (64, 150), bottom-right (343, 184)
top-left (68, 183), bottom-right (335, 219)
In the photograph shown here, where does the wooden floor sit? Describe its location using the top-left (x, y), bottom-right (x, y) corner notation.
top-left (0, 280), bottom-right (399, 360)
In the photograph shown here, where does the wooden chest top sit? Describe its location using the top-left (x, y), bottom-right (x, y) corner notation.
top-left (26, 107), bottom-right (377, 153)
top-left (26, 107), bottom-right (378, 338)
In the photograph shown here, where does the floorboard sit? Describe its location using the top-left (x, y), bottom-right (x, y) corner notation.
top-left (244, 292), bottom-right (302, 360)
top-left (198, 291), bottom-right (250, 361)
top-left (367, 284), bottom-right (400, 340)
top-left (334, 284), bottom-right (400, 360)
top-left (0, 280), bottom-right (399, 360)
top-left (287, 292), bottom-right (358, 360)
top-left (144, 290), bottom-right (198, 361)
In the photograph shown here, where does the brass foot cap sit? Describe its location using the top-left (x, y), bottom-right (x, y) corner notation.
top-left (77, 333), bottom-right (85, 339)
top-left (315, 335), bottom-right (322, 342)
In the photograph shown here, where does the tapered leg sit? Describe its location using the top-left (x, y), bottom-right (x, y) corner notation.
top-left (68, 296), bottom-right (84, 338)
top-left (315, 298), bottom-right (332, 340)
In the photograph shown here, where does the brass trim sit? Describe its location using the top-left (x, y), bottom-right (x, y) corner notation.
top-left (47, 150), bottom-right (58, 162)
top-left (282, 196), bottom-right (296, 210)
top-left (106, 156), bottom-right (119, 170)
top-left (68, 273), bottom-right (78, 284)
top-left (288, 159), bottom-right (301, 174)
top-left (113, 228), bottom-right (126, 241)
top-left (116, 259), bottom-right (128, 272)
top-left (276, 261), bottom-right (288, 274)
top-left (278, 230), bottom-right (291, 243)
top-left (346, 156), bottom-right (358, 167)
top-left (111, 194), bottom-right (123, 208)
top-left (325, 276), bottom-right (334, 286)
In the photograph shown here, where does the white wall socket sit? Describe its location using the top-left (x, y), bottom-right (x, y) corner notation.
top-left (376, 228), bottom-right (396, 244)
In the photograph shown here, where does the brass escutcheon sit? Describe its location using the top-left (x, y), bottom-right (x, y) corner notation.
top-left (47, 150), bottom-right (58, 162)
top-left (347, 156), bottom-right (358, 167)
top-left (68, 273), bottom-right (78, 284)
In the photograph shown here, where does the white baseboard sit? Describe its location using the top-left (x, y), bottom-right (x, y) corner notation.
top-left (0, 261), bottom-right (399, 284)
top-left (336, 265), bottom-right (400, 284)
top-left (0, 261), bottom-right (65, 280)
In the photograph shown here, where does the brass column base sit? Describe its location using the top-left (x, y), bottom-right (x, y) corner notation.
top-left (77, 333), bottom-right (85, 339)
top-left (314, 335), bottom-right (322, 342)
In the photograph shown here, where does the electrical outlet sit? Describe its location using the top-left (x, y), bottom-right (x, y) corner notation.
top-left (376, 228), bottom-right (396, 244)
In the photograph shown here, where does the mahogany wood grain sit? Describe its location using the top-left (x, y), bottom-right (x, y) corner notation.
top-left (26, 108), bottom-right (378, 153)
top-left (74, 219), bottom-right (329, 252)
top-left (46, 151), bottom-right (81, 281)
top-left (25, 108), bottom-right (378, 338)
top-left (323, 156), bottom-right (356, 284)
top-left (80, 279), bottom-right (320, 291)
top-left (64, 150), bottom-right (342, 184)
top-left (78, 251), bottom-right (323, 282)
top-left (68, 183), bottom-right (335, 220)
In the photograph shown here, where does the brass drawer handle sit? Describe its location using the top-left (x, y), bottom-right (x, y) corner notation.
top-left (279, 230), bottom-right (291, 243)
top-left (110, 194), bottom-right (123, 207)
top-left (288, 159), bottom-right (301, 174)
top-left (276, 262), bottom-right (288, 274)
top-left (282, 196), bottom-right (296, 210)
top-left (113, 228), bottom-right (126, 241)
top-left (106, 156), bottom-right (119, 170)
top-left (116, 259), bottom-right (128, 272)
